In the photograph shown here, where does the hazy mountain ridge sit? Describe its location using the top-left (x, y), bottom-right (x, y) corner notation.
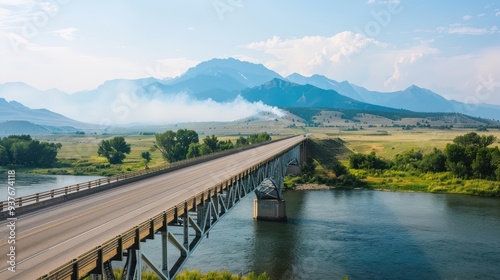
top-left (241, 78), bottom-right (405, 113)
top-left (0, 98), bottom-right (90, 129)
top-left (286, 73), bottom-right (500, 120)
top-left (0, 58), bottom-right (499, 129)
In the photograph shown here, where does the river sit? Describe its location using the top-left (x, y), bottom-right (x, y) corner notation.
top-left (179, 190), bottom-right (500, 279)
top-left (3, 174), bottom-right (500, 279)
top-left (1, 173), bottom-right (104, 197)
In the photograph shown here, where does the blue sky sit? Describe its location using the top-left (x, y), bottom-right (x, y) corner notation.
top-left (1, 0), bottom-right (499, 105)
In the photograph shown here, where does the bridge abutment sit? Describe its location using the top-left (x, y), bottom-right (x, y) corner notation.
top-left (253, 199), bottom-right (287, 222)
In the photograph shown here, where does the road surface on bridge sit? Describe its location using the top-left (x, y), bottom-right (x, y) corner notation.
top-left (0, 135), bottom-right (304, 279)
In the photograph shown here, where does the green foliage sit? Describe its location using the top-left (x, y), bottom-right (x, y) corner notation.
top-left (392, 149), bottom-right (422, 171)
top-left (187, 142), bottom-right (201, 158)
top-left (453, 132), bottom-right (496, 148)
top-left (217, 139), bottom-right (234, 151)
top-left (141, 151), bottom-right (151, 167)
top-left (419, 148), bottom-right (447, 173)
top-left (0, 134), bottom-right (62, 167)
top-left (247, 132), bottom-right (271, 144)
top-left (349, 132), bottom-right (500, 182)
top-left (97, 136), bottom-right (131, 164)
top-left (0, 144), bottom-right (8, 165)
top-left (153, 129), bottom-right (199, 162)
top-left (203, 135), bottom-right (219, 152)
top-left (235, 136), bottom-right (248, 147)
top-left (349, 151), bottom-right (390, 170)
top-left (199, 144), bottom-right (213, 155)
top-left (175, 269), bottom-right (270, 280)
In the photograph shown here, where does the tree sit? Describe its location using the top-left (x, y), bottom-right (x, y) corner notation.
top-left (235, 136), bottom-right (248, 147)
top-left (153, 130), bottom-right (199, 162)
top-left (248, 132), bottom-right (271, 144)
top-left (154, 130), bottom-right (177, 162)
top-left (453, 132), bottom-right (496, 148)
top-left (0, 144), bottom-right (8, 166)
top-left (186, 143), bottom-right (200, 158)
top-left (141, 151), bottom-right (151, 168)
top-left (199, 144), bottom-right (212, 156)
top-left (349, 152), bottom-right (389, 170)
top-left (471, 148), bottom-right (496, 179)
top-left (98, 137), bottom-right (131, 164)
top-left (6, 138), bottom-right (61, 167)
top-left (419, 148), bottom-right (447, 173)
top-left (217, 139), bottom-right (234, 151)
top-left (393, 149), bottom-right (423, 171)
top-left (203, 135), bottom-right (219, 152)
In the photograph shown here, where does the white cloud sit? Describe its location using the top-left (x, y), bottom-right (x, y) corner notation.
top-left (245, 32), bottom-right (385, 77)
top-left (51, 27), bottom-right (77, 41)
top-left (384, 47), bottom-right (439, 87)
top-left (243, 31), bottom-right (500, 105)
top-left (437, 25), bottom-right (498, 35)
top-left (0, 30), bottom-right (145, 93)
top-left (462, 15), bottom-right (472, 21)
top-left (448, 27), bottom-right (490, 35)
top-left (146, 57), bottom-right (199, 79)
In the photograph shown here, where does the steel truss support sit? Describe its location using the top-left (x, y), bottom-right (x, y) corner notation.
top-left (255, 145), bottom-right (301, 200)
top-left (105, 144), bottom-right (302, 280)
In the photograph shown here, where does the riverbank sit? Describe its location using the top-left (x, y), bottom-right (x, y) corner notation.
top-left (294, 183), bottom-right (334, 190)
top-left (292, 177), bottom-right (500, 197)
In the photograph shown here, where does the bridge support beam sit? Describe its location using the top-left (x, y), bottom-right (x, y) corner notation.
top-left (253, 199), bottom-right (287, 222)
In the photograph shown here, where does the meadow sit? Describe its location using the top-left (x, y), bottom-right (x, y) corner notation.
top-left (304, 127), bottom-right (500, 196)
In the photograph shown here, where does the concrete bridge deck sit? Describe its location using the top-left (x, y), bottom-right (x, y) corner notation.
top-left (0, 135), bottom-right (306, 279)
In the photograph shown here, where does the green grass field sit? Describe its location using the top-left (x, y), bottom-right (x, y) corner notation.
top-left (308, 127), bottom-right (500, 159)
top-left (303, 128), bottom-right (500, 196)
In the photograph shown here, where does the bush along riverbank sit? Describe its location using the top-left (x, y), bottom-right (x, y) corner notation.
top-left (285, 134), bottom-right (500, 197)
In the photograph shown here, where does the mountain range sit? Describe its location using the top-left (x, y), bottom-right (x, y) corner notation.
top-left (0, 57), bottom-right (499, 132)
top-left (285, 73), bottom-right (500, 120)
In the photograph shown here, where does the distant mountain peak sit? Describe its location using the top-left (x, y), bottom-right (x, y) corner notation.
top-left (178, 57), bottom-right (282, 88)
top-left (0, 98), bottom-right (28, 109)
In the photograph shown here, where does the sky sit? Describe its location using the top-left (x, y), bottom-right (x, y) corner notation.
top-left (1, 0), bottom-right (499, 107)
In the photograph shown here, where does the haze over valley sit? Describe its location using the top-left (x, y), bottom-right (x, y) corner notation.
top-left (1, 58), bottom-right (499, 133)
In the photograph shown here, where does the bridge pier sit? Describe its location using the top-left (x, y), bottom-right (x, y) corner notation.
top-left (253, 199), bottom-right (287, 222)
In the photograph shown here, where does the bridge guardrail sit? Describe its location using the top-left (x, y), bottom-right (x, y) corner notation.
top-left (39, 136), bottom-right (305, 280)
top-left (0, 135), bottom-right (298, 214)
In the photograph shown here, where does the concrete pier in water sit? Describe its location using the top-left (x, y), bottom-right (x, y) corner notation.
top-left (253, 199), bottom-right (287, 222)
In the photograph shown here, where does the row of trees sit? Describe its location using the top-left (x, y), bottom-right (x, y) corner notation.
top-left (152, 130), bottom-right (272, 163)
top-left (94, 131), bottom-right (272, 165)
top-left (349, 132), bottom-right (500, 180)
top-left (0, 135), bottom-right (62, 167)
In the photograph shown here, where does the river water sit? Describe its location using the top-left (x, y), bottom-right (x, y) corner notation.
top-left (3, 175), bottom-right (500, 279)
top-left (0, 173), bottom-right (104, 197)
top-left (179, 190), bottom-right (500, 280)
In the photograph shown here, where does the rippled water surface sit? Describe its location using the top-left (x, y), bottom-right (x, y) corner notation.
top-left (179, 190), bottom-right (500, 280)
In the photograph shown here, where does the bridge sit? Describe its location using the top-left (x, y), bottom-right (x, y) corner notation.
top-left (0, 135), bottom-right (307, 280)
